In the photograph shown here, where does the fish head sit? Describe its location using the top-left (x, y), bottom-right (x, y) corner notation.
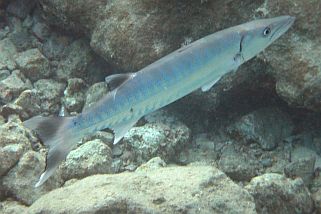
top-left (239, 15), bottom-right (295, 61)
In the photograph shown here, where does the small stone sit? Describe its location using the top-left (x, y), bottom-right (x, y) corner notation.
top-left (152, 196), bottom-right (166, 204)
top-left (15, 48), bottom-right (50, 81)
top-left (8, 28), bottom-right (37, 52)
top-left (22, 15), bottom-right (33, 28)
top-left (61, 139), bottom-right (112, 181)
top-left (136, 157), bottom-right (166, 172)
top-left (83, 82), bottom-right (109, 110)
top-left (260, 158), bottom-right (273, 167)
top-left (312, 189), bottom-right (321, 213)
top-left (178, 134), bottom-right (220, 164)
top-left (6, 0), bottom-right (36, 19)
top-left (0, 70), bottom-right (10, 80)
top-left (61, 78), bottom-right (86, 113)
top-left (0, 26), bottom-right (9, 40)
top-left (0, 103), bottom-right (28, 119)
top-left (228, 107), bottom-right (294, 151)
top-left (124, 163), bottom-right (137, 171)
top-left (111, 158), bottom-right (122, 173)
top-left (0, 143), bottom-right (25, 176)
top-left (14, 89), bottom-right (41, 118)
top-left (284, 157), bottom-right (316, 186)
top-left (0, 118), bottom-right (31, 148)
top-left (42, 34), bottom-right (71, 60)
top-left (34, 79), bottom-right (65, 114)
top-left (0, 70), bottom-right (32, 104)
top-left (32, 21), bottom-right (50, 42)
top-left (83, 131), bottom-right (114, 147)
top-left (123, 122), bottom-right (190, 164)
top-left (245, 173), bottom-right (314, 214)
top-left (0, 38), bottom-right (17, 70)
top-left (218, 145), bottom-right (261, 181)
top-left (112, 144), bottom-right (123, 156)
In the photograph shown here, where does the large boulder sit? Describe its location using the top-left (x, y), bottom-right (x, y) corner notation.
top-left (38, 0), bottom-right (262, 72)
top-left (259, 1), bottom-right (321, 111)
top-left (29, 165), bottom-right (256, 213)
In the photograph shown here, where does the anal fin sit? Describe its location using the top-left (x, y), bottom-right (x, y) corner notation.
top-left (201, 77), bottom-right (221, 92)
top-left (111, 117), bottom-right (139, 144)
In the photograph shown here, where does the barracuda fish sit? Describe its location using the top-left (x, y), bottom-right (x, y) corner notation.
top-left (24, 16), bottom-right (295, 187)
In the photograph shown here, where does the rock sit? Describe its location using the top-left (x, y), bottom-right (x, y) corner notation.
top-left (55, 39), bottom-right (94, 80)
top-left (177, 133), bottom-right (222, 165)
top-left (245, 173), bottom-right (314, 214)
top-left (0, 103), bottom-right (28, 119)
top-left (60, 139), bottom-right (112, 181)
top-left (0, 119), bottom-right (31, 147)
top-left (0, 200), bottom-right (28, 214)
top-left (38, 0), bottom-right (265, 72)
top-left (83, 82), bottom-right (109, 110)
top-left (1, 151), bottom-right (63, 205)
top-left (61, 78), bottom-right (86, 113)
top-left (292, 146), bottom-right (321, 169)
top-left (8, 25), bottom-right (38, 52)
top-left (283, 146), bottom-right (321, 187)
top-left (0, 143), bottom-right (26, 176)
top-left (33, 79), bottom-right (65, 114)
top-left (82, 131), bottom-right (114, 147)
top-left (259, 1), bottom-right (321, 111)
top-left (0, 70), bottom-right (10, 80)
top-left (135, 157), bottom-right (166, 172)
top-left (32, 21), bottom-right (50, 42)
top-left (0, 70), bottom-right (32, 104)
top-left (29, 165), bottom-right (256, 213)
top-left (14, 89), bottom-right (41, 118)
top-left (228, 107), bottom-right (294, 150)
top-left (42, 34), bottom-right (72, 60)
top-left (313, 189), bottom-right (321, 214)
top-left (15, 48), bottom-right (51, 81)
top-left (6, 0), bottom-right (36, 19)
top-left (218, 144), bottom-right (261, 181)
top-left (111, 158), bottom-right (123, 173)
top-left (0, 38), bottom-right (17, 70)
top-left (123, 122), bottom-right (190, 165)
top-left (0, 26), bottom-right (9, 40)
top-left (284, 157), bottom-right (316, 187)
top-left (0, 120), bottom-right (31, 176)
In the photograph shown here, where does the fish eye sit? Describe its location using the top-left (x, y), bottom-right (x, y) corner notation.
top-left (263, 27), bottom-right (271, 36)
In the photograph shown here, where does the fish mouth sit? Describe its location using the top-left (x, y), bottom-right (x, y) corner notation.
top-left (270, 16), bottom-right (295, 41)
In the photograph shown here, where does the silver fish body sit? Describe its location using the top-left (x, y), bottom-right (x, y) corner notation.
top-left (24, 16), bottom-right (295, 187)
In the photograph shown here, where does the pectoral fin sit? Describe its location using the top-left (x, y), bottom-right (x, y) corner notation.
top-left (201, 78), bottom-right (221, 92)
top-left (105, 73), bottom-right (135, 91)
top-left (111, 117), bottom-right (139, 144)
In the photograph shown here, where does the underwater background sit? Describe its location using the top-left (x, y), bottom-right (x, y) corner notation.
top-left (0, 0), bottom-right (321, 213)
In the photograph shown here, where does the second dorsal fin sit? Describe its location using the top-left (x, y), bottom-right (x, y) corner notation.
top-left (105, 73), bottom-right (135, 91)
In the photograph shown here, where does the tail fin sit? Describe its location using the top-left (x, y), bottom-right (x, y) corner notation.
top-left (24, 116), bottom-right (76, 187)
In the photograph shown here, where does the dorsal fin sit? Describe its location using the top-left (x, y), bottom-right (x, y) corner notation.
top-left (105, 73), bottom-right (135, 91)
